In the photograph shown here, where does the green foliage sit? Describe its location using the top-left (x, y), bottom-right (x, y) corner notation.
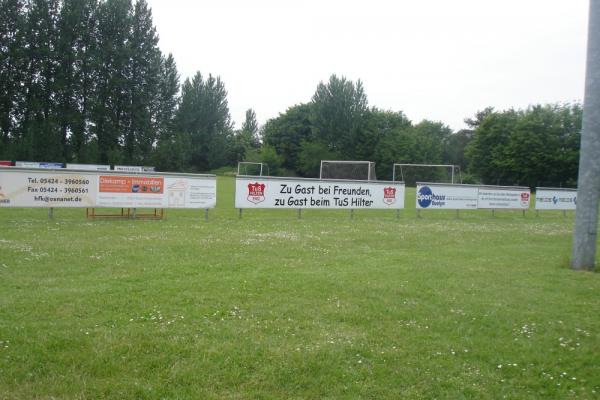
top-left (466, 104), bottom-right (581, 187)
top-left (258, 145), bottom-right (283, 175)
top-left (262, 103), bottom-right (313, 172)
top-left (297, 140), bottom-right (338, 177)
top-left (310, 74), bottom-right (368, 157)
top-left (175, 72), bottom-right (234, 172)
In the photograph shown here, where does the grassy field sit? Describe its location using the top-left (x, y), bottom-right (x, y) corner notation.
top-left (1, 176), bottom-right (599, 399)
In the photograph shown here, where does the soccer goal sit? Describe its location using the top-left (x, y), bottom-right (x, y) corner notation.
top-left (319, 160), bottom-right (377, 181)
top-left (237, 162), bottom-right (269, 176)
top-left (392, 163), bottom-right (461, 186)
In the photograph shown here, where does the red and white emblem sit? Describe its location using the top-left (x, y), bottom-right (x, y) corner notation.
top-left (247, 182), bottom-right (266, 204)
top-left (383, 186), bottom-right (396, 205)
top-left (520, 192), bottom-right (530, 207)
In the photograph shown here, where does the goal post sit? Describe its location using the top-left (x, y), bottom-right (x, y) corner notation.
top-left (237, 162), bottom-right (269, 176)
top-left (392, 163), bottom-right (461, 185)
top-left (319, 160), bottom-right (377, 181)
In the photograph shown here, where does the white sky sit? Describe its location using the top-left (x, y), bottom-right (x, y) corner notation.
top-left (146, 0), bottom-right (589, 131)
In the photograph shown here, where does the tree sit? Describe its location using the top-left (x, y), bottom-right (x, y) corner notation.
top-left (55, 0), bottom-right (99, 163)
top-left (465, 104), bottom-right (581, 186)
top-left (366, 109), bottom-right (413, 179)
top-left (125, 0), bottom-right (161, 163)
top-left (93, 0), bottom-right (133, 165)
top-left (175, 71), bottom-right (234, 171)
top-left (232, 108), bottom-right (260, 163)
top-left (17, 0), bottom-right (62, 161)
top-left (466, 109), bottom-right (520, 185)
top-left (442, 129), bottom-right (472, 170)
top-left (411, 120), bottom-right (452, 164)
top-left (262, 103), bottom-right (313, 172)
top-left (0, 0), bottom-right (26, 159)
top-left (310, 74), bottom-right (368, 158)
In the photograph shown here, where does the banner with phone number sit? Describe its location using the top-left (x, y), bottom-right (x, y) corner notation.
top-left (0, 168), bottom-right (216, 208)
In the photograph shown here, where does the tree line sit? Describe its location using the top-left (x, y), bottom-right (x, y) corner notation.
top-left (0, 0), bottom-right (582, 187)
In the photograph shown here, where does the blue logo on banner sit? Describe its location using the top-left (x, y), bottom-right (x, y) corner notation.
top-left (552, 196), bottom-right (558, 204)
top-left (417, 186), bottom-right (433, 208)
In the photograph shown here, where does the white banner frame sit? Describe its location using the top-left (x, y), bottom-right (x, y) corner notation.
top-left (235, 176), bottom-right (405, 210)
top-left (535, 187), bottom-right (577, 210)
top-left (0, 167), bottom-right (216, 209)
top-left (416, 182), bottom-right (531, 210)
top-left (477, 185), bottom-right (531, 210)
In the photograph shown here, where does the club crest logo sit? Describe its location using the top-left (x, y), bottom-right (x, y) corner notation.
top-left (247, 182), bottom-right (266, 204)
top-left (383, 187), bottom-right (396, 205)
top-left (520, 192), bottom-right (530, 207)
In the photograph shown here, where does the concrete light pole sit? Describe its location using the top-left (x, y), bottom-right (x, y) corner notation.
top-left (572, 0), bottom-right (600, 270)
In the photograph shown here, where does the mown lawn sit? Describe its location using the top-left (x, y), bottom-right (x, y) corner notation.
top-left (0, 177), bottom-right (599, 399)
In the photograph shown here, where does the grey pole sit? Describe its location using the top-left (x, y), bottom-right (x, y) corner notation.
top-left (572, 0), bottom-right (600, 271)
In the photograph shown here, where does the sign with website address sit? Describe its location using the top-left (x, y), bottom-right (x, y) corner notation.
top-left (0, 168), bottom-right (216, 209)
top-left (477, 186), bottom-right (530, 209)
top-left (535, 188), bottom-right (577, 210)
top-left (416, 183), bottom-right (530, 210)
top-left (416, 184), bottom-right (478, 209)
top-left (235, 177), bottom-right (405, 209)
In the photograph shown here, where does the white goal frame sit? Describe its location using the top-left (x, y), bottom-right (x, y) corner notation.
top-left (319, 160), bottom-right (377, 181)
top-left (392, 163), bottom-right (461, 184)
top-left (237, 162), bottom-right (269, 176)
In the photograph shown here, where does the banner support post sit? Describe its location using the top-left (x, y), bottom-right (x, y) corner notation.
top-left (48, 207), bottom-right (53, 220)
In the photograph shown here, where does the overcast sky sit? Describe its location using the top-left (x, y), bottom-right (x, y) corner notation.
top-left (146, 0), bottom-right (589, 131)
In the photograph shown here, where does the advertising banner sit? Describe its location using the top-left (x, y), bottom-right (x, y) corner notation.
top-left (235, 177), bottom-right (405, 209)
top-left (416, 183), bottom-right (478, 209)
top-left (15, 161), bottom-right (64, 169)
top-left (0, 168), bottom-right (216, 208)
top-left (113, 165), bottom-right (143, 172)
top-left (535, 188), bottom-right (577, 210)
top-left (66, 163), bottom-right (110, 171)
top-left (477, 186), bottom-right (530, 209)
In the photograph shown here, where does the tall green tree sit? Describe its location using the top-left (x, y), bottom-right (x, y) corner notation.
top-left (0, 0), bottom-right (26, 159)
top-left (367, 109), bottom-right (413, 179)
top-left (55, 0), bottom-right (99, 163)
top-left (310, 74), bottom-right (368, 158)
top-left (262, 103), bottom-right (313, 173)
top-left (175, 72), bottom-right (233, 171)
top-left (93, 0), bottom-right (132, 164)
top-left (232, 108), bottom-right (260, 163)
top-left (125, 0), bottom-right (161, 163)
top-left (466, 104), bottom-right (581, 186)
top-left (19, 0), bottom-right (62, 161)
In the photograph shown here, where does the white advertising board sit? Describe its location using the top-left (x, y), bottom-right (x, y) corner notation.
top-left (477, 187), bottom-right (530, 209)
top-left (0, 168), bottom-right (216, 208)
top-left (66, 163), bottom-right (110, 171)
top-left (535, 188), bottom-right (577, 210)
top-left (114, 165), bottom-right (143, 172)
top-left (235, 177), bottom-right (405, 209)
top-left (416, 184), bottom-right (478, 209)
top-left (15, 161), bottom-right (64, 169)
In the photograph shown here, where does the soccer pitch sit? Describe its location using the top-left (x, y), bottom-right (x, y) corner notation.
top-left (1, 177), bottom-right (599, 399)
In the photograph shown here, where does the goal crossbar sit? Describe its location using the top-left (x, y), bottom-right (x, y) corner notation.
top-left (320, 160), bottom-right (376, 181)
top-left (393, 163), bottom-right (459, 184)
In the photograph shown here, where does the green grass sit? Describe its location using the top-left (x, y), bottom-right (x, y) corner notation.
top-left (1, 177), bottom-right (599, 399)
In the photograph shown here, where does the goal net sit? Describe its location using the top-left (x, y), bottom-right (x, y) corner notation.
top-left (237, 162), bottom-right (269, 176)
top-left (392, 163), bottom-right (461, 186)
top-left (319, 160), bottom-right (377, 181)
